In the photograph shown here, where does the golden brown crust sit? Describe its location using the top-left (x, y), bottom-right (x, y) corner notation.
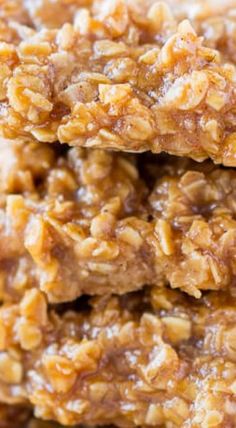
top-left (0, 288), bottom-right (236, 427)
top-left (0, 1), bottom-right (236, 164)
top-left (1, 140), bottom-right (236, 301)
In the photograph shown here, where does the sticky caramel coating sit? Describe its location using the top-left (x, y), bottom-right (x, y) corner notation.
top-left (2, 139), bottom-right (236, 302)
top-left (0, 288), bottom-right (236, 427)
top-left (1, 1), bottom-right (236, 164)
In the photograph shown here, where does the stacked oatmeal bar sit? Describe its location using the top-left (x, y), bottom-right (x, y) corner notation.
top-left (0, 0), bottom-right (236, 427)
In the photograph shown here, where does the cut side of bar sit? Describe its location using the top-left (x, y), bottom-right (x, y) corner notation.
top-left (1, 139), bottom-right (236, 302)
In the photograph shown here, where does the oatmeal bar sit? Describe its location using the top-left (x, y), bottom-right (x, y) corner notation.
top-left (0, 404), bottom-right (30, 427)
top-left (0, 288), bottom-right (235, 427)
top-left (1, 139), bottom-right (236, 302)
top-left (1, 1), bottom-right (236, 164)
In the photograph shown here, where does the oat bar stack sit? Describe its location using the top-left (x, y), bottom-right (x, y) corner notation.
top-left (0, 1), bottom-right (236, 427)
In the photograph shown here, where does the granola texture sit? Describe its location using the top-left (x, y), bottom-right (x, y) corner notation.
top-left (1, 1), bottom-right (236, 426)
top-left (0, 288), bottom-right (235, 427)
top-left (0, 1), bottom-right (236, 164)
top-left (2, 139), bottom-right (236, 302)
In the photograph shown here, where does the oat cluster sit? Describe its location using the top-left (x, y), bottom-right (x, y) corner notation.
top-left (1, 1), bottom-right (236, 428)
